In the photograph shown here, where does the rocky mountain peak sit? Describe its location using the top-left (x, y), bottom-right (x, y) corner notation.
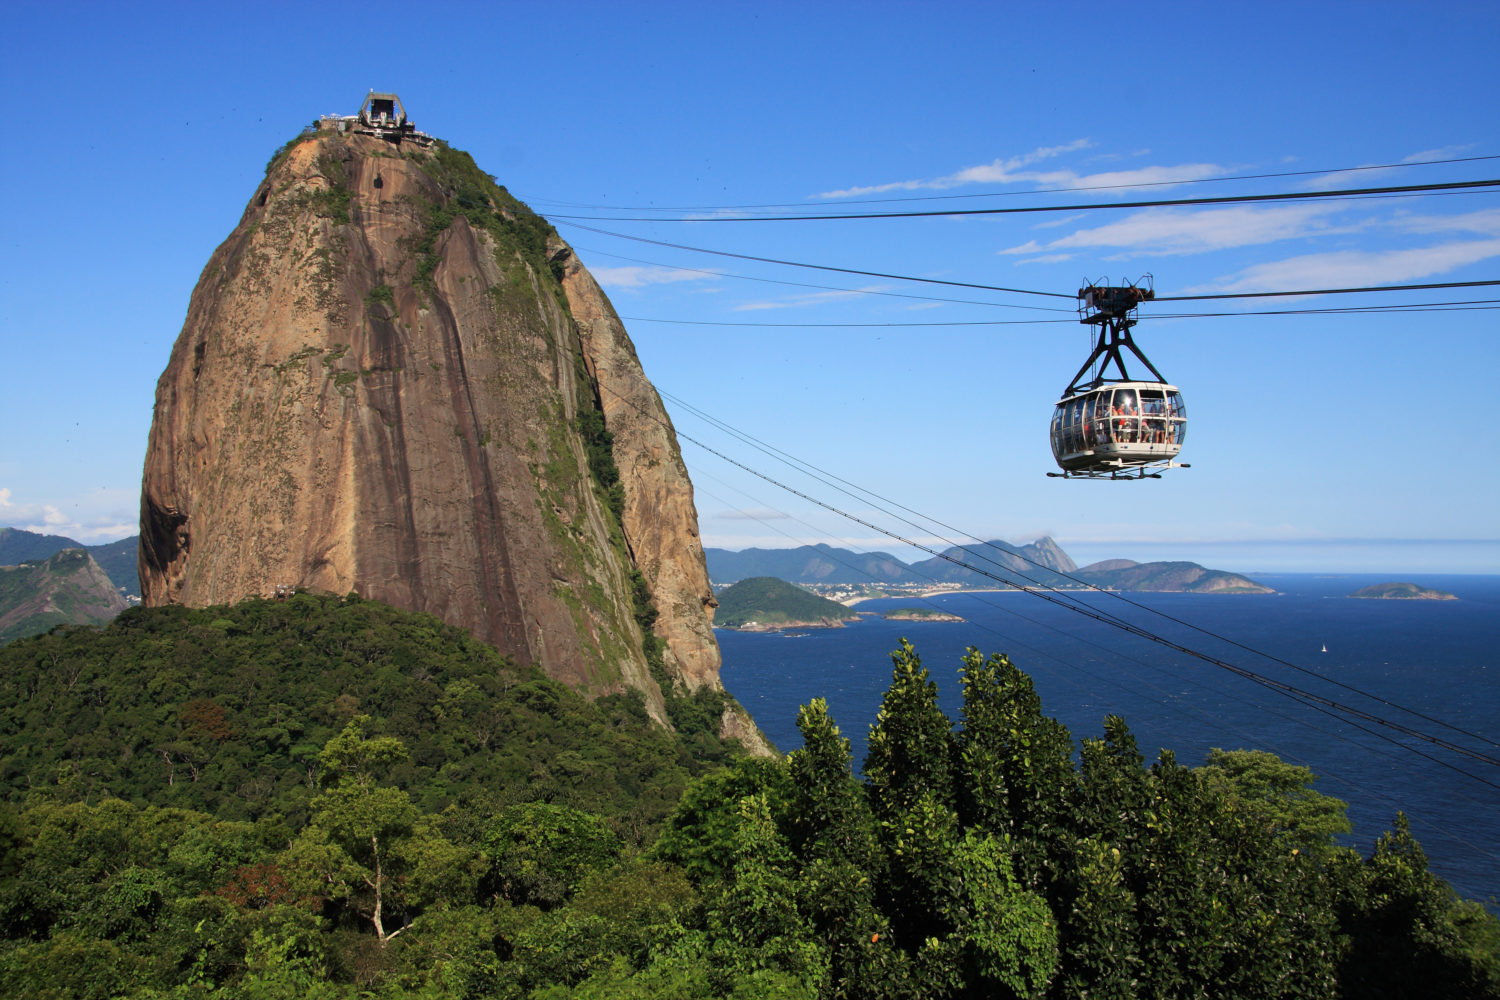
top-left (139, 123), bottom-right (735, 729)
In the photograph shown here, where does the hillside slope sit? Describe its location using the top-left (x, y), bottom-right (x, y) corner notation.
top-left (0, 548), bottom-right (127, 643)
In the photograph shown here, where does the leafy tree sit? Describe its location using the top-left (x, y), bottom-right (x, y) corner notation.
top-left (1197, 747), bottom-right (1351, 852)
top-left (654, 757), bottom-right (794, 881)
top-left (481, 802), bottom-right (622, 909)
top-left (1053, 836), bottom-right (1139, 1000)
top-left (785, 698), bottom-right (876, 869)
top-left (281, 719), bottom-right (477, 942)
top-left (864, 639), bottom-right (955, 826)
top-left (954, 647), bottom-right (1076, 888)
top-left (1334, 813), bottom-right (1500, 999)
top-left (701, 794), bottom-right (830, 995)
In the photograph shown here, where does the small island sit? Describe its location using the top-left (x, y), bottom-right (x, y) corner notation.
top-left (714, 576), bottom-right (860, 630)
top-left (881, 607), bottom-right (965, 622)
top-left (1349, 581), bottom-right (1457, 601)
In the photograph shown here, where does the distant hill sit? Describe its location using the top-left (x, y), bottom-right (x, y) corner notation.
top-left (0, 527), bottom-right (140, 598)
top-left (0, 548), bottom-right (129, 642)
top-left (905, 537), bottom-right (1079, 589)
top-left (1350, 581), bottom-right (1457, 600)
top-left (706, 543), bottom-right (923, 585)
top-left (1074, 559), bottom-right (1272, 594)
top-left (715, 576), bottom-right (860, 629)
top-left (705, 536), bottom-right (1077, 587)
top-left (705, 537), bottom-right (1271, 594)
top-left (0, 526), bottom-right (85, 565)
top-left (86, 536), bottom-right (140, 596)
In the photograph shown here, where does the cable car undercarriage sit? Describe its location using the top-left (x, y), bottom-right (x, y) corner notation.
top-left (1048, 277), bottom-right (1189, 480)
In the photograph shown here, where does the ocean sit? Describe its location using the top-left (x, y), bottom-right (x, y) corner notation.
top-left (715, 572), bottom-right (1500, 905)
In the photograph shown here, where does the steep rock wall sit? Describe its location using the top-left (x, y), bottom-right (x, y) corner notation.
top-left (140, 131), bottom-right (727, 722)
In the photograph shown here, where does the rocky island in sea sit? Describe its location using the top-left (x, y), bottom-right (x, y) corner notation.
top-left (881, 607), bottom-right (965, 622)
top-left (1349, 581), bottom-right (1457, 600)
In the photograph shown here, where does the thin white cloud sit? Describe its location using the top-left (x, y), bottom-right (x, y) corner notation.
top-left (1001, 204), bottom-right (1349, 258)
top-left (0, 487), bottom-right (138, 544)
top-left (592, 265), bottom-right (715, 290)
top-left (817, 140), bottom-right (1092, 197)
top-left (1015, 252), bottom-right (1077, 265)
top-left (732, 286), bottom-right (885, 312)
top-left (714, 507), bottom-right (791, 521)
top-left (1033, 212), bottom-right (1086, 230)
top-left (1201, 238), bottom-right (1500, 293)
top-left (1304, 145), bottom-right (1477, 190)
top-left (1392, 208), bottom-right (1500, 236)
top-left (683, 209), bottom-right (753, 221)
top-left (819, 142), bottom-right (1229, 199)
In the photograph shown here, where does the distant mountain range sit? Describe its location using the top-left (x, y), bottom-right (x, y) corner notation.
top-left (0, 528), bottom-right (138, 598)
top-left (705, 538), bottom-right (1271, 595)
top-left (706, 537), bottom-right (1078, 588)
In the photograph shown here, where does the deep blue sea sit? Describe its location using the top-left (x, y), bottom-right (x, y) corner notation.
top-left (716, 573), bottom-right (1500, 905)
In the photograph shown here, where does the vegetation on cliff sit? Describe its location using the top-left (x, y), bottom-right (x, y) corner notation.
top-left (715, 577), bottom-right (858, 628)
top-left (3, 599), bottom-right (1495, 998)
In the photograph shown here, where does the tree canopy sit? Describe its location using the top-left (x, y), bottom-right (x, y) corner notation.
top-left (1, 600), bottom-right (1495, 998)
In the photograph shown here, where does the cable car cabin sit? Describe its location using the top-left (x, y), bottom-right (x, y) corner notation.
top-left (1049, 278), bottom-right (1189, 480)
top-left (1050, 382), bottom-right (1186, 476)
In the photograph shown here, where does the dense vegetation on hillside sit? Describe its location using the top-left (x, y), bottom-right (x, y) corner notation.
top-left (1, 601), bottom-right (1495, 998)
top-left (715, 577), bottom-right (858, 628)
top-left (0, 594), bottom-right (733, 831)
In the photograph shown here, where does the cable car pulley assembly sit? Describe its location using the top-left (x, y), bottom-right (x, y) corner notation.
top-left (1047, 276), bottom-right (1189, 480)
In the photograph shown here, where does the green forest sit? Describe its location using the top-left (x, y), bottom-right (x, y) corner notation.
top-left (1, 595), bottom-right (1496, 999)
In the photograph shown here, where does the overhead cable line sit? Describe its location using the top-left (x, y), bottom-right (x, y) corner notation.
top-left (659, 387), bottom-right (1500, 757)
top-left (1155, 279), bottom-right (1500, 302)
top-left (616, 384), bottom-right (1500, 780)
top-left (688, 462), bottom-right (1500, 840)
top-left (560, 221), bottom-right (1074, 297)
top-left (562, 222), bottom-right (1500, 305)
top-left (522, 152), bottom-right (1500, 213)
top-left (571, 244), bottom-right (1076, 313)
top-left (621, 316), bottom-right (1076, 328)
top-left (677, 429), bottom-right (1500, 786)
top-left (546, 177), bottom-right (1500, 223)
top-left (621, 300), bottom-right (1500, 329)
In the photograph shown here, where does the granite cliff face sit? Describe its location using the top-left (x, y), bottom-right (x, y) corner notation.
top-left (139, 127), bottom-right (730, 726)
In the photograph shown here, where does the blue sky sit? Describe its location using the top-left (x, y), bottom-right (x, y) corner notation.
top-left (2, 1), bottom-right (1496, 573)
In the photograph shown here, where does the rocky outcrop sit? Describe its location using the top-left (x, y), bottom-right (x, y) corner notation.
top-left (1, 549), bottom-right (127, 643)
top-left (138, 129), bottom-right (735, 726)
top-left (553, 244), bottom-right (722, 691)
